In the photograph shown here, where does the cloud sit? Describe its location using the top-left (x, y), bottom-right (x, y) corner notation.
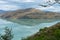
top-left (0, 1), bottom-right (7, 4)
top-left (46, 6), bottom-right (60, 12)
top-left (36, 4), bottom-right (60, 12)
top-left (0, 5), bottom-right (20, 11)
top-left (0, 0), bottom-right (37, 11)
top-left (7, 0), bottom-right (35, 3)
top-left (0, 0), bottom-right (21, 11)
top-left (0, 0), bottom-right (60, 12)
top-left (22, 0), bottom-right (35, 2)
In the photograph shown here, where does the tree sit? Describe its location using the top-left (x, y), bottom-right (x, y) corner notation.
top-left (0, 27), bottom-right (13, 40)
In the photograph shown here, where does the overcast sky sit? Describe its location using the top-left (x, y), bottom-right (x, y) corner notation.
top-left (0, 0), bottom-right (60, 12)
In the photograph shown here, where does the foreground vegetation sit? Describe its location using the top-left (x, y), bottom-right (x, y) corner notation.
top-left (22, 22), bottom-right (60, 40)
top-left (0, 27), bottom-right (13, 40)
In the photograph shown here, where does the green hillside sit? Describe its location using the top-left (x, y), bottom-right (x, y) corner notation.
top-left (22, 22), bottom-right (60, 40)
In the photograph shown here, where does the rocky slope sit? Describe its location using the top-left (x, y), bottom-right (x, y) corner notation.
top-left (0, 8), bottom-right (60, 19)
top-left (22, 22), bottom-right (60, 40)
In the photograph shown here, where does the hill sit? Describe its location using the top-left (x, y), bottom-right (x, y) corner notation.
top-left (0, 10), bottom-right (7, 13)
top-left (0, 8), bottom-right (60, 19)
top-left (22, 22), bottom-right (60, 40)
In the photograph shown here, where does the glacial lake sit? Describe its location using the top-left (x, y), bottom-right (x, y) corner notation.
top-left (0, 19), bottom-right (60, 40)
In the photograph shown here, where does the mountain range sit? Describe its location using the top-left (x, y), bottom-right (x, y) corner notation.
top-left (0, 8), bottom-right (60, 19)
top-left (0, 10), bottom-right (7, 13)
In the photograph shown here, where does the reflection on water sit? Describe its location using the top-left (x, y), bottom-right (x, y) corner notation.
top-left (0, 19), bottom-right (60, 40)
top-left (6, 19), bottom-right (60, 26)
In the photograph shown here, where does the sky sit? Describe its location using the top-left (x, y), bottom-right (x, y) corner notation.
top-left (0, 0), bottom-right (60, 12)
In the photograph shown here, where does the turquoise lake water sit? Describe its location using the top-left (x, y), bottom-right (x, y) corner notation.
top-left (0, 19), bottom-right (60, 40)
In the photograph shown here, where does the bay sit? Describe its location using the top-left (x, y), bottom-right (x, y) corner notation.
top-left (0, 19), bottom-right (59, 40)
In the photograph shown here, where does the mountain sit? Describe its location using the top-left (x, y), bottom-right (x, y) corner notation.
top-left (22, 22), bottom-right (60, 40)
top-left (0, 10), bottom-right (7, 13)
top-left (0, 8), bottom-right (60, 19)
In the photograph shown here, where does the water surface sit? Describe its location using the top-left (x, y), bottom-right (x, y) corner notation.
top-left (0, 19), bottom-right (60, 40)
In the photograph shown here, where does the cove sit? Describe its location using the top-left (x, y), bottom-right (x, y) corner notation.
top-left (0, 19), bottom-right (59, 40)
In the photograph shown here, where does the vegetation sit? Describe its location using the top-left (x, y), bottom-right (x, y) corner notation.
top-left (22, 22), bottom-right (60, 40)
top-left (0, 27), bottom-right (13, 40)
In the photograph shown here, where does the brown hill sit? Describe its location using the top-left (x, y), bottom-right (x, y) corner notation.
top-left (0, 8), bottom-right (60, 19)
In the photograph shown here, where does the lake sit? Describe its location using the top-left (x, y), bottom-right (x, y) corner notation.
top-left (0, 19), bottom-right (60, 40)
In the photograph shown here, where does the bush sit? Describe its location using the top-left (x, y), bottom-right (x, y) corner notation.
top-left (0, 27), bottom-right (13, 40)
